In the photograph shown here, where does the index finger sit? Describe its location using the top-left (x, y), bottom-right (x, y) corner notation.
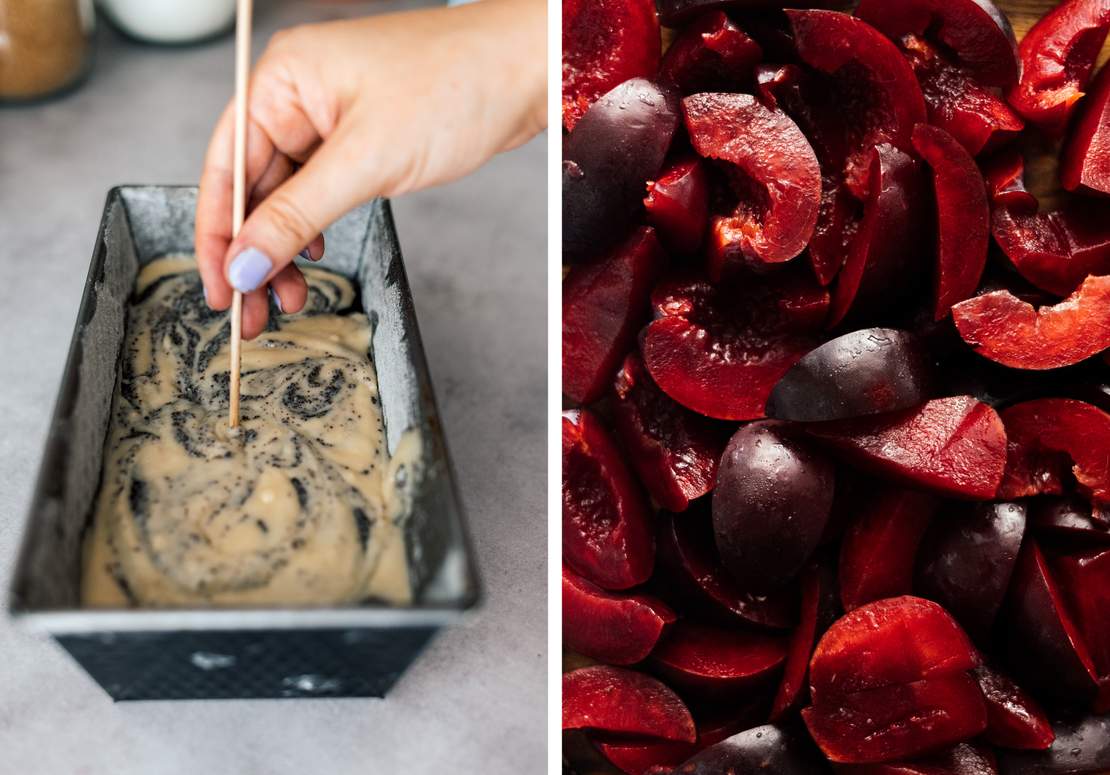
top-left (195, 100), bottom-right (277, 310)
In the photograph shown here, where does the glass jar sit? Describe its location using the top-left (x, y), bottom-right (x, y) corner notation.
top-left (0, 0), bottom-right (95, 102)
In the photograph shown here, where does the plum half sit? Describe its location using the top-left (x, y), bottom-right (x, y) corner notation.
top-left (563, 409), bottom-right (654, 590)
top-left (666, 724), bottom-right (830, 775)
top-left (611, 353), bottom-right (729, 513)
top-left (682, 92), bottom-right (821, 277)
top-left (839, 486), bottom-right (935, 612)
top-left (1061, 60), bottom-right (1110, 196)
top-left (914, 501), bottom-right (1027, 644)
top-left (640, 270), bottom-right (829, 421)
top-left (767, 328), bottom-right (933, 422)
top-left (649, 620), bottom-right (787, 698)
top-left (563, 665), bottom-right (697, 743)
top-left (808, 596), bottom-right (979, 704)
top-left (563, 564), bottom-right (676, 665)
top-left (997, 714), bottom-right (1110, 774)
top-left (655, 508), bottom-right (798, 630)
top-left (1007, 0), bottom-right (1110, 137)
top-left (563, 78), bottom-right (680, 263)
top-left (806, 396), bottom-right (1008, 500)
top-left (953, 275), bottom-right (1110, 371)
top-left (982, 150), bottom-right (1110, 298)
top-left (1000, 540), bottom-right (1099, 706)
top-left (712, 421), bottom-right (835, 593)
top-left (997, 398), bottom-right (1110, 517)
top-left (562, 0), bottom-right (660, 131)
top-left (911, 124), bottom-right (990, 320)
top-left (854, 0), bottom-right (1019, 88)
top-left (563, 227), bottom-right (664, 405)
top-left (803, 673), bottom-right (988, 764)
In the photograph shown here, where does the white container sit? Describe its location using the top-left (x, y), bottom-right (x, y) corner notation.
top-left (97, 0), bottom-right (237, 44)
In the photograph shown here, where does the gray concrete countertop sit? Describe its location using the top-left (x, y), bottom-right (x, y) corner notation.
top-left (0, 2), bottom-right (546, 773)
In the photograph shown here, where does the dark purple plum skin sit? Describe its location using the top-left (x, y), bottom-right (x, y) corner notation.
top-left (766, 328), bottom-right (934, 422)
top-left (1001, 542), bottom-right (1099, 708)
top-left (712, 422), bottom-right (835, 593)
top-left (563, 78), bottom-right (680, 263)
top-left (668, 724), bottom-right (831, 774)
top-left (1030, 497), bottom-right (1110, 545)
top-left (998, 714), bottom-right (1110, 774)
top-left (914, 501), bottom-right (1026, 643)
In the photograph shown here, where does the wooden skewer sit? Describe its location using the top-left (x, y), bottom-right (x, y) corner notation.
top-left (229, 0), bottom-right (253, 429)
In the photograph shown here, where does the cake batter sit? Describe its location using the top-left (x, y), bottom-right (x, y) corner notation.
top-left (82, 256), bottom-right (413, 607)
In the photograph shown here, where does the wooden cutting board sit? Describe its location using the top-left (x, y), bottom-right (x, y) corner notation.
top-left (564, 1), bottom-right (1108, 773)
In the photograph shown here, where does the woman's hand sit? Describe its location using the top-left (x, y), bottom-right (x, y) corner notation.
top-left (196, 0), bottom-right (546, 338)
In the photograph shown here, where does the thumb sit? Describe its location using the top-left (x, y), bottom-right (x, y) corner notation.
top-left (224, 138), bottom-right (372, 293)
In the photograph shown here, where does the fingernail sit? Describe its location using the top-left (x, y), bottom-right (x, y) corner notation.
top-left (269, 287), bottom-right (283, 314)
top-left (299, 248), bottom-right (311, 261)
top-left (227, 247), bottom-right (273, 293)
top-left (202, 285), bottom-right (210, 306)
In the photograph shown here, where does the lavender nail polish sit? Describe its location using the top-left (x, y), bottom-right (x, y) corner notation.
top-left (299, 248), bottom-right (312, 261)
top-left (269, 287), bottom-right (283, 313)
top-left (227, 247), bottom-right (272, 293)
top-left (202, 285), bottom-right (210, 306)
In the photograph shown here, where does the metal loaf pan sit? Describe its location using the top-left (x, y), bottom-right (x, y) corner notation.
top-left (7, 186), bottom-right (481, 700)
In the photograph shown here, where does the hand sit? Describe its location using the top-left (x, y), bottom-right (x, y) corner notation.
top-left (196, 0), bottom-right (546, 338)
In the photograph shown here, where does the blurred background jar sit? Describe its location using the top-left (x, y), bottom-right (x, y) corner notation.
top-left (0, 0), bottom-right (95, 102)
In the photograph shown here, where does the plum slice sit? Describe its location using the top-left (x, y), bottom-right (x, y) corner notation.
top-left (563, 227), bottom-right (664, 405)
top-left (1001, 541), bottom-right (1099, 705)
top-left (786, 9), bottom-right (927, 190)
top-left (656, 508), bottom-right (797, 630)
top-left (803, 673), bottom-right (988, 764)
top-left (767, 328), bottom-right (933, 422)
top-left (593, 737), bottom-right (694, 775)
top-left (827, 145), bottom-right (928, 327)
top-left (645, 156), bottom-right (709, 256)
top-left (1030, 496), bottom-right (1110, 545)
top-left (998, 399), bottom-right (1110, 516)
top-left (658, 11), bottom-right (761, 95)
top-left (952, 275), bottom-right (1110, 370)
top-left (562, 0), bottom-right (660, 131)
top-left (809, 596), bottom-right (979, 704)
top-left (563, 409), bottom-right (654, 590)
top-left (836, 743), bottom-right (998, 775)
top-left (998, 714), bottom-right (1110, 775)
top-left (914, 501), bottom-right (1026, 643)
top-left (972, 663), bottom-right (1055, 751)
top-left (563, 78), bottom-right (680, 263)
top-left (650, 621), bottom-right (787, 698)
top-left (562, 564), bottom-right (676, 665)
top-left (839, 487), bottom-right (935, 612)
top-left (900, 35), bottom-right (1024, 156)
top-left (640, 271), bottom-right (829, 421)
top-left (563, 666), bottom-right (697, 743)
top-left (712, 422), bottom-right (835, 593)
top-left (770, 564), bottom-right (826, 721)
top-left (806, 396), bottom-right (1008, 501)
top-left (1062, 59), bottom-right (1110, 196)
top-left (667, 724), bottom-right (830, 775)
top-left (591, 703), bottom-right (769, 775)
top-left (990, 197), bottom-right (1110, 299)
top-left (1054, 548), bottom-right (1110, 678)
top-left (1007, 0), bottom-right (1110, 137)
top-left (982, 150), bottom-right (1110, 297)
top-left (611, 353), bottom-right (728, 513)
top-left (682, 92), bottom-right (821, 276)
top-left (854, 0), bottom-right (1019, 89)
top-left (911, 124), bottom-right (990, 320)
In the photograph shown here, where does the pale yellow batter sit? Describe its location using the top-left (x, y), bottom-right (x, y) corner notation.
top-left (82, 256), bottom-right (413, 607)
